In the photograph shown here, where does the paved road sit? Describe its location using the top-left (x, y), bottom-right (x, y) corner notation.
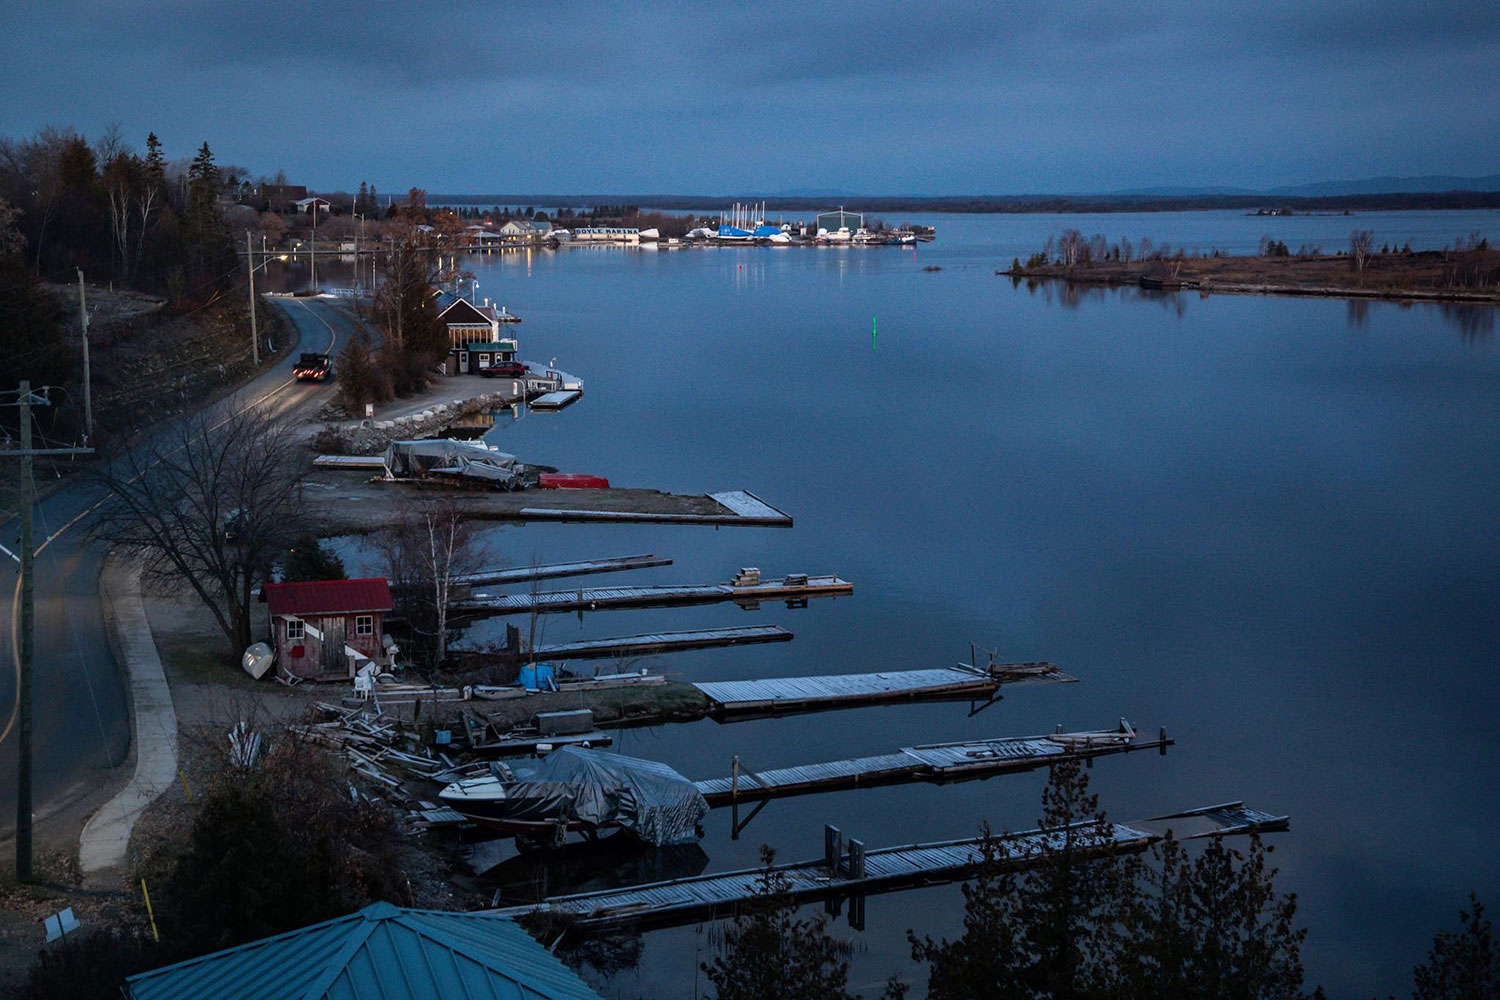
top-left (0, 296), bottom-right (367, 849)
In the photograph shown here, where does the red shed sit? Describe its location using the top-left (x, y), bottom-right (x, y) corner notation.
top-left (264, 578), bottom-right (393, 682)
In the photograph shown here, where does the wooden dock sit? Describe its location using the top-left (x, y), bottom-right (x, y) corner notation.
top-left (453, 554), bottom-right (672, 588)
top-left (518, 490), bottom-right (792, 527)
top-left (313, 454), bottom-right (387, 469)
top-left (451, 573), bottom-right (851, 618)
top-left (693, 723), bottom-right (1170, 807)
top-left (531, 625), bottom-right (794, 661)
top-left (694, 661), bottom-right (1073, 719)
top-left (491, 802), bottom-right (1288, 932)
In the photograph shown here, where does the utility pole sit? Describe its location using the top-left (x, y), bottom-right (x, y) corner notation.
top-left (75, 270), bottom-right (92, 443)
top-left (246, 230), bottom-right (260, 366)
top-left (311, 202), bottom-right (317, 291)
top-left (1, 382), bottom-right (91, 882)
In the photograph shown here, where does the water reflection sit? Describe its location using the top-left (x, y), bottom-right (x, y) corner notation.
top-left (1015, 276), bottom-right (1188, 316)
top-left (1015, 275), bottom-right (1495, 338)
top-left (446, 411), bottom-right (497, 438)
top-left (1438, 302), bottom-right (1496, 340)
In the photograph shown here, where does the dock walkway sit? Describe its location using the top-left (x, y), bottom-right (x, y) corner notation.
top-left (453, 554), bottom-right (671, 588)
top-left (518, 490), bottom-right (792, 526)
top-left (694, 661), bottom-right (1072, 718)
top-left (492, 803), bottom-right (1288, 932)
top-left (692, 724), bottom-right (1170, 806)
top-left (532, 625), bottom-right (793, 661)
top-left (452, 574), bottom-right (851, 618)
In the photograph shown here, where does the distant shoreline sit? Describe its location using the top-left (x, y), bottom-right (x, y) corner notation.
top-left (1006, 250), bottom-right (1500, 304)
top-left (429, 191), bottom-right (1500, 215)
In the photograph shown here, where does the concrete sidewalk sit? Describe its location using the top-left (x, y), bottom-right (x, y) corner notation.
top-left (78, 557), bottom-right (178, 878)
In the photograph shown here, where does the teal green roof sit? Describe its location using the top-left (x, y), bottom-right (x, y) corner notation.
top-left (125, 902), bottom-right (601, 1000)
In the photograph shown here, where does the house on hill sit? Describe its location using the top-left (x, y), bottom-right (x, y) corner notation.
top-left (263, 578), bottom-right (394, 682)
top-left (260, 183), bottom-right (308, 212)
top-left (125, 901), bottom-right (602, 1000)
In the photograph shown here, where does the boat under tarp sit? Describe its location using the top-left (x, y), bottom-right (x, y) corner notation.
top-left (382, 439), bottom-right (523, 489)
top-left (440, 746), bottom-right (709, 846)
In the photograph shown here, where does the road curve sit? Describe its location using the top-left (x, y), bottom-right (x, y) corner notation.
top-left (0, 296), bottom-right (360, 848)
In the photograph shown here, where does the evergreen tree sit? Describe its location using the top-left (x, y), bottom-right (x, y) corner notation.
top-left (1119, 833), bottom-right (1312, 1000)
top-left (703, 845), bottom-right (856, 1000)
top-left (910, 759), bottom-right (1140, 999)
top-left (1413, 894), bottom-right (1498, 1000)
top-left (905, 761), bottom-right (1316, 1000)
top-left (175, 140), bottom-right (234, 302)
top-left (282, 534), bottom-right (347, 582)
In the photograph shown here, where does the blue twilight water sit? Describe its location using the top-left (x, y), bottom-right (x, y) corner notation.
top-left (354, 210), bottom-right (1498, 997)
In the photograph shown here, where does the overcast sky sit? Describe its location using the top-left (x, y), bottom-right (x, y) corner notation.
top-left (1, 1), bottom-right (1497, 196)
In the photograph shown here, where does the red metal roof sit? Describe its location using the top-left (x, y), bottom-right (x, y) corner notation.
top-left (265, 578), bottom-right (393, 617)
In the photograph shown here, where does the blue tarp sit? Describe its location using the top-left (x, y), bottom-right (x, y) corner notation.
top-left (519, 662), bottom-right (557, 691)
top-left (717, 225), bottom-right (752, 238)
top-left (752, 225), bottom-right (781, 237)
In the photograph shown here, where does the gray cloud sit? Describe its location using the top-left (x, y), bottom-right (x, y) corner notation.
top-left (1, 0), bottom-right (1497, 193)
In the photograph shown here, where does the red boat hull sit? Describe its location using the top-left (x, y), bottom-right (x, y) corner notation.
top-left (539, 473), bottom-right (610, 489)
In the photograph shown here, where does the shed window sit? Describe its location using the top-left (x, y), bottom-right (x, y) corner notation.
top-left (356, 615), bottom-right (374, 637)
top-left (286, 618), bottom-right (304, 640)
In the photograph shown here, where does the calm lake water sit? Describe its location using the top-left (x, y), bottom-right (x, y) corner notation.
top-left (328, 209), bottom-right (1500, 997)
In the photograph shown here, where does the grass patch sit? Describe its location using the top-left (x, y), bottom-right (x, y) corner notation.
top-left (588, 681), bottom-right (709, 724)
top-left (153, 631), bottom-right (248, 687)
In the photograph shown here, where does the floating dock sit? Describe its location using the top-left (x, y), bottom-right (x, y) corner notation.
top-left (452, 573), bottom-right (850, 618)
top-left (693, 723), bottom-right (1170, 807)
top-left (530, 390), bottom-right (582, 410)
top-left (518, 490), bottom-right (792, 527)
top-left (453, 554), bottom-right (671, 588)
top-left (313, 454), bottom-right (387, 469)
top-left (531, 625), bottom-right (794, 661)
top-left (694, 661), bottom-right (1072, 719)
top-left (491, 802), bottom-right (1288, 932)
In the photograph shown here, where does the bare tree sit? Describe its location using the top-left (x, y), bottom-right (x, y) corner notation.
top-left (1059, 229), bottom-right (1084, 268)
top-left (1349, 229), bottom-right (1374, 275)
top-left (92, 405), bottom-right (309, 658)
top-left (378, 494), bottom-right (480, 665)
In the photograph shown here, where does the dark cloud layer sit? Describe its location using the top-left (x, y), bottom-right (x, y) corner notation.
top-left (1, 1), bottom-right (1496, 194)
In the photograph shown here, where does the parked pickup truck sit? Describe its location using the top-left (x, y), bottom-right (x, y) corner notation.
top-left (294, 352), bottom-right (331, 382)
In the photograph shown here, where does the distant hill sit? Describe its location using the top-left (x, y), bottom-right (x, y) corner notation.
top-left (1106, 185), bottom-right (1263, 197)
top-left (1269, 174), bottom-right (1500, 196)
top-left (772, 187), bottom-right (856, 198)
